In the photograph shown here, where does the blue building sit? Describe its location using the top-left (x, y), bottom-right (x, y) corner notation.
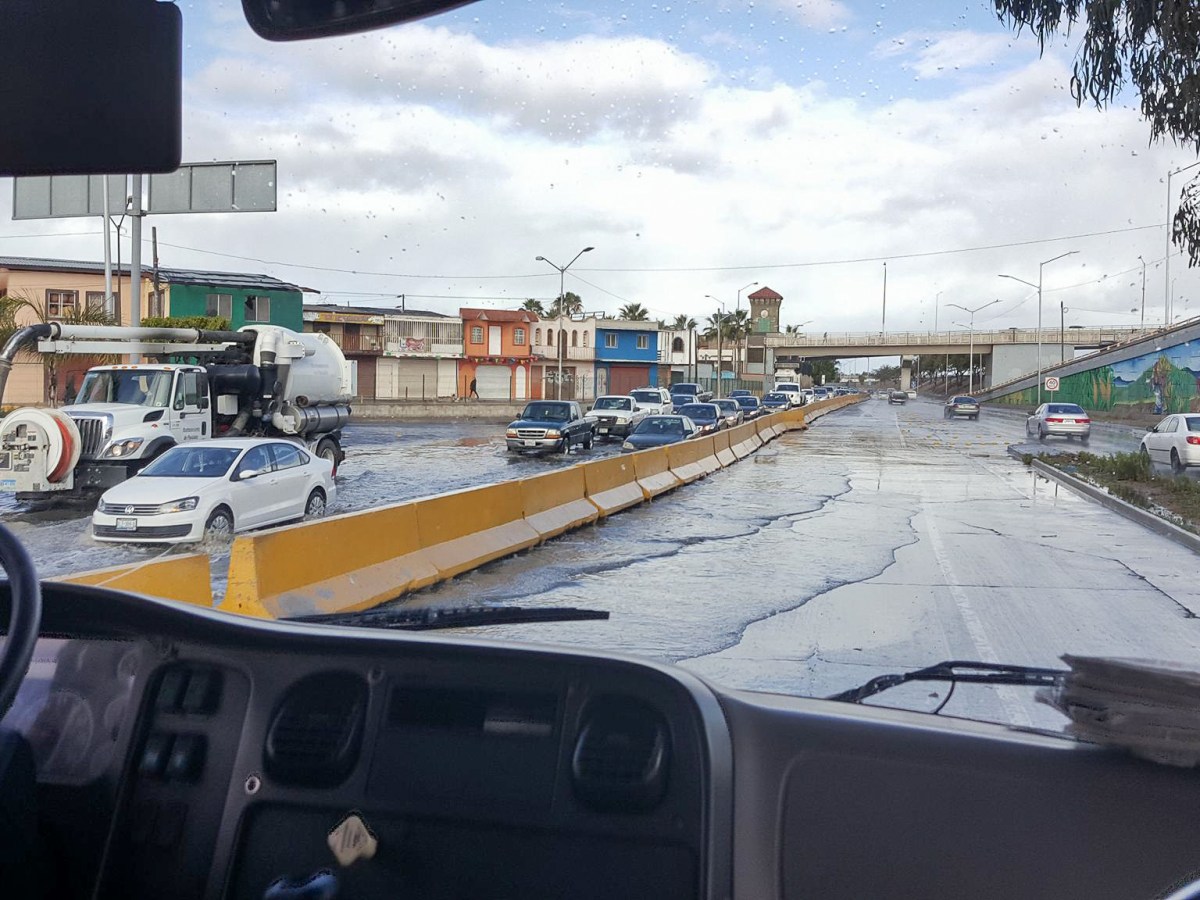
top-left (594, 320), bottom-right (660, 395)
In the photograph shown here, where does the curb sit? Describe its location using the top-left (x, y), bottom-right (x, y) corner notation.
top-left (1030, 459), bottom-right (1200, 555)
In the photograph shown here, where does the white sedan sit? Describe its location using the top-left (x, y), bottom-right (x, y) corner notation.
top-left (1140, 414), bottom-right (1200, 475)
top-left (1026, 402), bottom-right (1091, 443)
top-left (92, 438), bottom-right (336, 543)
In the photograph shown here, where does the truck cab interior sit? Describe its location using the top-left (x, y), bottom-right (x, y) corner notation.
top-left (4, 2), bottom-right (1200, 899)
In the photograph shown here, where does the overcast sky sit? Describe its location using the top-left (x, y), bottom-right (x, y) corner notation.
top-left (4, 0), bottom-right (1199, 339)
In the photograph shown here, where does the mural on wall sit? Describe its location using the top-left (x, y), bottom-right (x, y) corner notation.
top-left (997, 340), bottom-right (1200, 413)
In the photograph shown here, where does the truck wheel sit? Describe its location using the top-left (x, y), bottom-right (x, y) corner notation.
top-left (205, 507), bottom-right (234, 539)
top-left (583, 431), bottom-right (594, 450)
top-left (315, 437), bottom-right (341, 475)
top-left (305, 489), bottom-right (327, 518)
top-left (561, 437), bottom-right (571, 455)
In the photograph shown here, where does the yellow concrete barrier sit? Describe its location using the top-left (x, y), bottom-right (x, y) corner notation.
top-left (633, 446), bottom-right (682, 498)
top-left (713, 429), bottom-right (737, 467)
top-left (520, 465), bottom-right (599, 539)
top-left (57, 553), bottom-right (213, 606)
top-left (727, 422), bottom-right (756, 459)
top-left (222, 501), bottom-right (438, 618)
top-left (582, 454), bottom-right (644, 516)
top-left (417, 480), bottom-right (541, 580)
top-left (667, 435), bottom-right (715, 484)
top-left (756, 416), bottom-right (778, 442)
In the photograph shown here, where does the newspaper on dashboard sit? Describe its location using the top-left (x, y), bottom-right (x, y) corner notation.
top-left (1037, 655), bottom-right (1200, 767)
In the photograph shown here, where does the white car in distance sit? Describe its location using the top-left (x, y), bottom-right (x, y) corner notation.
top-left (585, 395), bottom-right (647, 440)
top-left (774, 382), bottom-right (806, 408)
top-left (630, 387), bottom-right (672, 415)
top-left (1141, 413), bottom-right (1200, 475)
top-left (92, 438), bottom-right (336, 543)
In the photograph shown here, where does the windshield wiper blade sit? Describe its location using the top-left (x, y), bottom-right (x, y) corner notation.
top-left (827, 660), bottom-right (1066, 705)
top-left (291, 606), bottom-right (609, 631)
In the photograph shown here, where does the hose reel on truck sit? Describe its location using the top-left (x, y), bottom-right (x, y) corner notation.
top-left (0, 409), bottom-right (83, 493)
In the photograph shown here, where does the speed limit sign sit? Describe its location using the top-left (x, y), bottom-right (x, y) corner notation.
top-left (1045, 376), bottom-right (1060, 391)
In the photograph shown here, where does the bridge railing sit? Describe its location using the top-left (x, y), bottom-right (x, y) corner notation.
top-left (764, 326), bottom-right (1154, 348)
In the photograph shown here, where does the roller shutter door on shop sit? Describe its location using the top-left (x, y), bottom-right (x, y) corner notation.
top-left (376, 358), bottom-right (439, 400)
top-left (610, 366), bottom-right (650, 395)
top-left (475, 364), bottom-right (512, 399)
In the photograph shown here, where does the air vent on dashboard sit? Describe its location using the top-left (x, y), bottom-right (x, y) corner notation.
top-left (571, 695), bottom-right (670, 812)
top-left (264, 671), bottom-right (368, 788)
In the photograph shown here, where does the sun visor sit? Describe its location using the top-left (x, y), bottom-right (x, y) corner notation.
top-left (0, 0), bottom-right (181, 176)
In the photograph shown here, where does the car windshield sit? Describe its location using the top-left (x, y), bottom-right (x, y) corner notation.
top-left (140, 446), bottom-right (241, 478)
top-left (714, 400), bottom-right (737, 411)
top-left (17, 1), bottom-right (1200, 736)
top-left (631, 391), bottom-right (660, 403)
top-left (521, 403), bottom-right (570, 421)
top-left (736, 397), bottom-right (757, 407)
top-left (75, 370), bottom-right (173, 408)
top-left (593, 397), bottom-right (632, 411)
top-left (634, 417), bottom-right (683, 435)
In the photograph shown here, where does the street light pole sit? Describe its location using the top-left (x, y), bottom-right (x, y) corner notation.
top-left (881, 261), bottom-right (887, 335)
top-left (1138, 254), bottom-right (1147, 328)
top-left (1167, 162), bottom-right (1200, 326)
top-left (705, 295), bottom-right (728, 398)
top-left (998, 249), bottom-right (1077, 405)
top-left (947, 299), bottom-right (1000, 395)
top-left (935, 290), bottom-right (941, 333)
top-left (536, 246), bottom-right (594, 400)
top-left (735, 281), bottom-right (757, 380)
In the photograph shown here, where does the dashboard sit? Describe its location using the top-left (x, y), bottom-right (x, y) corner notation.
top-left (7, 583), bottom-right (1200, 900)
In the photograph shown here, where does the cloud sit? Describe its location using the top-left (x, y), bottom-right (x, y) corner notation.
top-left (2, 16), bottom-right (1192, 336)
top-left (761, 0), bottom-right (852, 30)
top-left (874, 30), bottom-right (1024, 79)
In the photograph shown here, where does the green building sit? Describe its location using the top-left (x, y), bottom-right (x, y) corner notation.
top-left (161, 267), bottom-right (311, 331)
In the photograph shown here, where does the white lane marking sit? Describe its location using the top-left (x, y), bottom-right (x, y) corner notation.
top-left (923, 508), bottom-right (1033, 728)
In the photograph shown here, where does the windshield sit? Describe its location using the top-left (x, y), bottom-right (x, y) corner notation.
top-left (736, 397), bottom-right (758, 408)
top-left (679, 404), bottom-right (716, 421)
top-left (631, 391), bottom-right (661, 403)
top-left (140, 446), bottom-right (240, 478)
top-left (633, 417), bottom-right (684, 436)
top-left (75, 370), bottom-right (173, 408)
top-left (521, 403), bottom-right (571, 422)
top-left (593, 397), bottom-right (632, 411)
top-left (16, 1), bottom-right (1200, 735)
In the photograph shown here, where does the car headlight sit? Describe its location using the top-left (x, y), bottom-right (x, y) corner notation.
top-left (102, 438), bottom-right (144, 458)
top-left (544, 429), bottom-right (561, 438)
top-left (505, 428), bottom-right (519, 438)
top-left (621, 441), bottom-right (635, 450)
top-left (158, 496), bottom-right (199, 514)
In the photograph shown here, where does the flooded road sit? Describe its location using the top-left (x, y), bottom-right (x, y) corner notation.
top-left (334, 398), bottom-right (1200, 731)
top-left (6, 419), bottom-right (625, 583)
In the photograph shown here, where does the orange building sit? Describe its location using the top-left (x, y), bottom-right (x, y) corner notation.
top-left (457, 308), bottom-right (541, 400)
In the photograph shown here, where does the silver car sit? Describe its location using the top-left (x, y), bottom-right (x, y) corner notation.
top-left (1026, 402), bottom-right (1091, 443)
top-left (711, 398), bottom-right (744, 428)
top-left (1140, 414), bottom-right (1200, 474)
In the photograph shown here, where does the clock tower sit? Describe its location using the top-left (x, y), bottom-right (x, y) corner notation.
top-left (747, 286), bottom-right (783, 334)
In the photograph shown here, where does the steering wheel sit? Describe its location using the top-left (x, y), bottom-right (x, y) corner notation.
top-left (0, 522), bottom-right (41, 719)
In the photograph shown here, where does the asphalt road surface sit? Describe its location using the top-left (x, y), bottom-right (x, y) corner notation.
top-left (354, 397), bottom-right (1200, 731)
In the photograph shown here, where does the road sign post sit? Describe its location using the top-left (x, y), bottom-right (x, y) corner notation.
top-left (1045, 376), bottom-right (1059, 398)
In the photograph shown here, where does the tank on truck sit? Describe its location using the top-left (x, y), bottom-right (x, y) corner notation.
top-left (0, 322), bottom-right (254, 407)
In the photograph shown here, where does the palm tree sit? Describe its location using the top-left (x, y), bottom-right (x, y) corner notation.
top-left (618, 302), bottom-right (649, 321)
top-left (671, 314), bottom-right (698, 331)
top-left (520, 298), bottom-right (546, 316)
top-left (548, 291), bottom-right (583, 318)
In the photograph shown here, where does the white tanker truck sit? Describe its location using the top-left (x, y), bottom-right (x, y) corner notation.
top-left (0, 323), bottom-right (353, 500)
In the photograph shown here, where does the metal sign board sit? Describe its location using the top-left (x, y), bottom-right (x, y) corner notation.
top-left (1045, 376), bottom-right (1060, 391)
top-left (147, 161), bottom-right (276, 214)
top-left (12, 174), bottom-right (128, 220)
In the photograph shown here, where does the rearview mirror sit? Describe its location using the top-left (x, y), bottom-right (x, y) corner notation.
top-left (242, 0), bottom-right (480, 41)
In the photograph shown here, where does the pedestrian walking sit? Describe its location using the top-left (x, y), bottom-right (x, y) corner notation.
top-left (469, 377), bottom-right (479, 399)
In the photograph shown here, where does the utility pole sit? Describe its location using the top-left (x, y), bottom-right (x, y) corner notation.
top-left (881, 261), bottom-right (887, 335)
top-left (101, 178), bottom-right (114, 318)
top-left (1138, 255), bottom-right (1146, 328)
top-left (152, 227), bottom-right (161, 318)
top-left (536, 246), bottom-right (593, 400)
top-left (130, 174), bottom-right (143, 329)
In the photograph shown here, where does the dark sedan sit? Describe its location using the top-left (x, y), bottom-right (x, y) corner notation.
top-left (620, 415), bottom-right (699, 452)
top-left (735, 395), bottom-right (763, 420)
top-left (676, 402), bottom-right (723, 435)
